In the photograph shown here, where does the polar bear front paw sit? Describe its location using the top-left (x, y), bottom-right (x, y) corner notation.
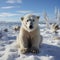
top-left (30, 47), bottom-right (39, 54)
top-left (20, 48), bottom-right (28, 54)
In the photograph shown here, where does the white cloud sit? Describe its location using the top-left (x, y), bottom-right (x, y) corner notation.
top-left (17, 10), bottom-right (32, 14)
top-left (1, 6), bottom-right (14, 9)
top-left (0, 12), bottom-right (22, 22)
top-left (31, 13), bottom-right (40, 15)
top-left (6, 0), bottom-right (22, 3)
top-left (6, 0), bottom-right (14, 3)
top-left (17, 0), bottom-right (22, 3)
top-left (0, 12), bottom-right (19, 17)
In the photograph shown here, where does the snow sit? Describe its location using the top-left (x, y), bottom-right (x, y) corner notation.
top-left (0, 22), bottom-right (60, 60)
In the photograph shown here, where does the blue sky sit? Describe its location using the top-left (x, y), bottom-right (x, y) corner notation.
top-left (0, 0), bottom-right (60, 22)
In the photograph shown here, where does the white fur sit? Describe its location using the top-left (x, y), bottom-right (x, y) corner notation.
top-left (17, 14), bottom-right (43, 54)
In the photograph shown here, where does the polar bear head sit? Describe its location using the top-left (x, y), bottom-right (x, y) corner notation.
top-left (21, 14), bottom-right (40, 32)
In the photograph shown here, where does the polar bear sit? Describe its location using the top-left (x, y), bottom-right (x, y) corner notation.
top-left (17, 14), bottom-right (43, 54)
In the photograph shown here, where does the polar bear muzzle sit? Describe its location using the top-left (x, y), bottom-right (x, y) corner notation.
top-left (29, 25), bottom-right (33, 29)
top-left (28, 20), bottom-right (33, 29)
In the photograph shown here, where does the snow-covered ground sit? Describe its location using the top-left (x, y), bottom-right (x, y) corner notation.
top-left (0, 22), bottom-right (60, 60)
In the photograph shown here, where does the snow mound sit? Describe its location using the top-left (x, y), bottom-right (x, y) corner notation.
top-left (0, 23), bottom-right (60, 60)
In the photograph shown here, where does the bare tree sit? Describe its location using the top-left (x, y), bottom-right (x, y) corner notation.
top-left (57, 9), bottom-right (60, 25)
top-left (43, 9), bottom-right (60, 33)
top-left (43, 11), bottom-right (50, 28)
top-left (55, 7), bottom-right (58, 20)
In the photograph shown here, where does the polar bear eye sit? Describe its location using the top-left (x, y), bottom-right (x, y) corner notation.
top-left (27, 20), bottom-right (30, 22)
top-left (32, 19), bottom-right (35, 22)
top-left (27, 20), bottom-right (29, 22)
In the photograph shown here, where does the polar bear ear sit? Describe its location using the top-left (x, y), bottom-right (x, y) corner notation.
top-left (37, 16), bottom-right (40, 19)
top-left (21, 17), bottom-right (24, 21)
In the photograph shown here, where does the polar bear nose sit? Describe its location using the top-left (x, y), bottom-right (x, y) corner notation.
top-left (29, 25), bottom-right (33, 29)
